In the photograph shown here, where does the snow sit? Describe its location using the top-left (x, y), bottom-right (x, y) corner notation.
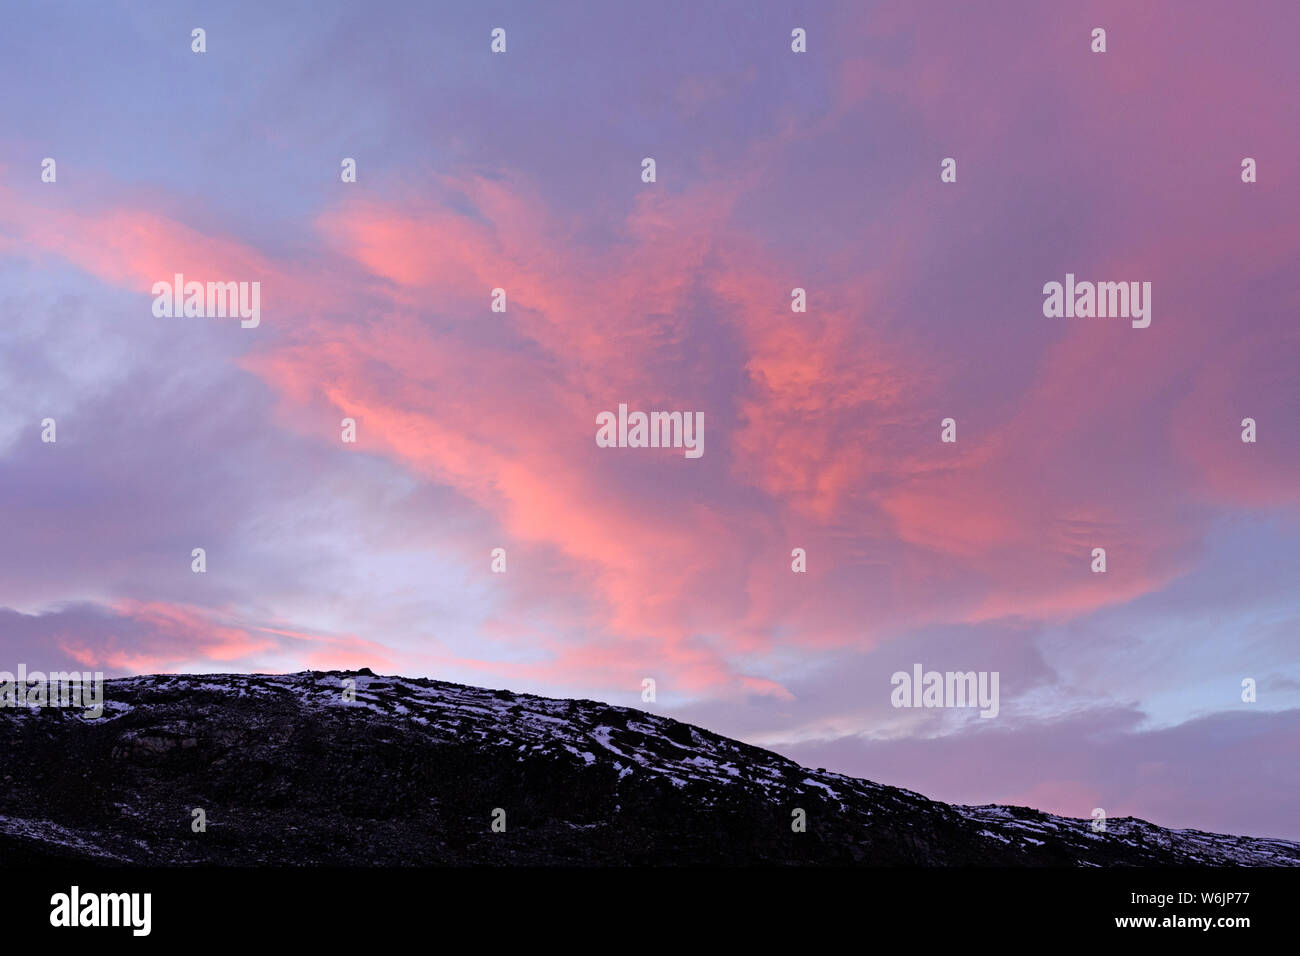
top-left (15, 669), bottom-right (1292, 867)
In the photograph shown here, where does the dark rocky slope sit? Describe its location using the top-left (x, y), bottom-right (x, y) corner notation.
top-left (2, 670), bottom-right (1296, 866)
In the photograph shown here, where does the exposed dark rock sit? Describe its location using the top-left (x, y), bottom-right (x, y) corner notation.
top-left (1, 670), bottom-right (1295, 866)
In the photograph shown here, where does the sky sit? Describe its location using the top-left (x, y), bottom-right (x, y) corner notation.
top-left (1, 0), bottom-right (1298, 839)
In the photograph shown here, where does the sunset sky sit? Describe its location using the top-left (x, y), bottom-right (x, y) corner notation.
top-left (2, 0), bottom-right (1298, 838)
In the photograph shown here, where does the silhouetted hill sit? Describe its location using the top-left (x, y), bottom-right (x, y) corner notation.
top-left (2, 670), bottom-right (1296, 866)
